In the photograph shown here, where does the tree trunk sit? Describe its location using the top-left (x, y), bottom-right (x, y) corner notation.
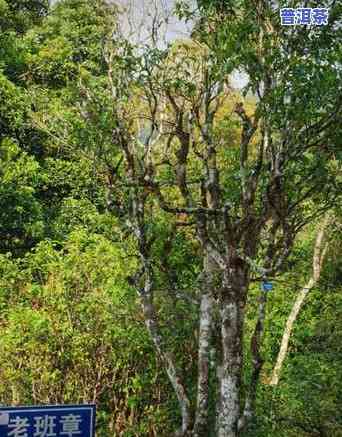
top-left (217, 268), bottom-right (247, 437)
top-left (269, 219), bottom-right (329, 386)
top-left (141, 292), bottom-right (191, 435)
top-left (269, 278), bottom-right (315, 386)
top-left (239, 290), bottom-right (267, 431)
top-left (193, 255), bottom-right (214, 436)
top-left (193, 291), bottom-right (213, 436)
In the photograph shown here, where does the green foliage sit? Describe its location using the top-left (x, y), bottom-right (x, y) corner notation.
top-left (0, 72), bottom-right (27, 136)
top-left (0, 231), bottom-right (176, 435)
top-left (0, 0), bottom-right (341, 435)
top-left (252, 284), bottom-right (342, 437)
top-left (23, 0), bottom-right (115, 87)
top-left (0, 0), bottom-right (49, 35)
top-left (244, 224), bottom-right (342, 436)
top-left (0, 139), bottom-right (44, 252)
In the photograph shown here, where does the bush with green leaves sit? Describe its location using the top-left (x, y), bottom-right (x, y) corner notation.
top-left (0, 230), bottom-right (191, 436)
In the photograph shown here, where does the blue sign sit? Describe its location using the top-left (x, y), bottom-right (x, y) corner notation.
top-left (261, 281), bottom-right (273, 292)
top-left (0, 404), bottom-right (95, 437)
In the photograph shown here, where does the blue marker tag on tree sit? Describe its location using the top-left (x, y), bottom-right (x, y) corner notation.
top-left (261, 281), bottom-right (273, 291)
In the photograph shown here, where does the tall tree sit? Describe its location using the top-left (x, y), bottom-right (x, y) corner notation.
top-left (33, 0), bottom-right (341, 435)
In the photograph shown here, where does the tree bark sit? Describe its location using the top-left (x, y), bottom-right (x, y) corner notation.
top-left (269, 218), bottom-right (329, 386)
top-left (141, 292), bottom-right (191, 435)
top-left (239, 289), bottom-right (267, 432)
top-left (130, 192), bottom-right (192, 436)
top-left (217, 268), bottom-right (247, 437)
top-left (193, 256), bottom-right (214, 437)
top-left (193, 291), bottom-right (213, 436)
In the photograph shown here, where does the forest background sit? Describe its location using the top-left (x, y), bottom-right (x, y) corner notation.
top-left (0, 0), bottom-right (341, 436)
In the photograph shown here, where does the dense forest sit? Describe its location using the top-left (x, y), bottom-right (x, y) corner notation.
top-left (0, 0), bottom-right (341, 436)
